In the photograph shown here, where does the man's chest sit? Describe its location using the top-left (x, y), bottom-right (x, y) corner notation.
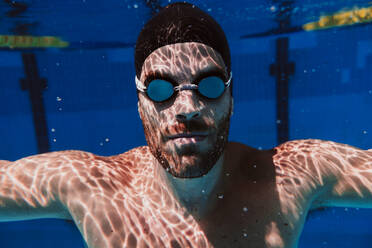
top-left (197, 179), bottom-right (308, 248)
top-left (125, 180), bottom-right (308, 248)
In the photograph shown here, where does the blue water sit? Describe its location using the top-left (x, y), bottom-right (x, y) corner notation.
top-left (1, 0), bottom-right (372, 247)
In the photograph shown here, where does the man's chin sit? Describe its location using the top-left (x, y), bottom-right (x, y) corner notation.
top-left (154, 128), bottom-right (229, 178)
top-left (169, 163), bottom-right (209, 178)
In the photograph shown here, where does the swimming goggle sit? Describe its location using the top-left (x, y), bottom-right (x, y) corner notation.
top-left (136, 72), bottom-right (232, 102)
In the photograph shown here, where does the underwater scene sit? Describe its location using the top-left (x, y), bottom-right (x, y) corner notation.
top-left (0, 0), bottom-right (371, 247)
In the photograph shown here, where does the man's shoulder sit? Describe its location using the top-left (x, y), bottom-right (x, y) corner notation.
top-left (227, 139), bottom-right (341, 176)
top-left (273, 139), bottom-right (360, 156)
top-left (14, 146), bottom-right (152, 171)
top-left (275, 138), bottom-right (332, 150)
top-left (227, 139), bottom-right (341, 161)
top-left (115, 146), bottom-right (151, 159)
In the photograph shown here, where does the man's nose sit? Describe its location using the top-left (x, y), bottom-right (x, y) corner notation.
top-left (174, 88), bottom-right (202, 122)
top-left (176, 111), bottom-right (201, 122)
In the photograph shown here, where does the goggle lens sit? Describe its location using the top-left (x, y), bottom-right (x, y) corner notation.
top-left (147, 79), bottom-right (174, 102)
top-left (146, 76), bottom-right (227, 102)
top-left (198, 76), bottom-right (225, 99)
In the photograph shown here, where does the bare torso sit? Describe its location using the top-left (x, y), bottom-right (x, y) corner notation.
top-left (1, 139), bottom-right (371, 248)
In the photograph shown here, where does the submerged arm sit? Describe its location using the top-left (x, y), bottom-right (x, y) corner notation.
top-left (275, 139), bottom-right (372, 209)
top-left (318, 142), bottom-right (372, 207)
top-left (0, 151), bottom-right (86, 221)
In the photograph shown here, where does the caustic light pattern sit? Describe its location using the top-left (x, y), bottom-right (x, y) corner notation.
top-left (0, 148), bottom-right (211, 248)
top-left (0, 140), bottom-right (371, 248)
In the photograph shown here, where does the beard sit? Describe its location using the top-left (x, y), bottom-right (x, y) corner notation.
top-left (142, 109), bottom-right (231, 178)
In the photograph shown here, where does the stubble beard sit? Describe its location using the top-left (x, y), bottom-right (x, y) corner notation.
top-left (142, 112), bottom-right (231, 178)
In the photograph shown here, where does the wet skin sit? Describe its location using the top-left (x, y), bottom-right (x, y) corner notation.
top-left (0, 43), bottom-right (372, 248)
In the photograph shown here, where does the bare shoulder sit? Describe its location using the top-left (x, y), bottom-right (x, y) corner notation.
top-left (2, 146), bottom-right (152, 188)
top-left (54, 146), bottom-right (152, 182)
top-left (272, 139), bottom-right (343, 183)
top-left (274, 138), bottom-right (368, 154)
top-left (273, 139), bottom-right (370, 172)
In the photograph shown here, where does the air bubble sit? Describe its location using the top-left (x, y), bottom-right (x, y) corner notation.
top-left (53, 138), bottom-right (57, 142)
top-left (243, 207), bottom-right (248, 212)
top-left (218, 194), bottom-right (224, 199)
top-left (276, 119), bottom-right (281, 124)
top-left (243, 233), bottom-right (248, 237)
top-left (51, 128), bottom-right (55, 132)
top-left (363, 130), bottom-right (368, 134)
top-left (105, 138), bottom-right (110, 142)
top-left (56, 96), bottom-right (62, 102)
top-left (99, 142), bottom-right (103, 146)
top-left (133, 4), bottom-right (138, 8)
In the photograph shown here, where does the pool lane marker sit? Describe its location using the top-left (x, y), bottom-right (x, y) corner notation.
top-left (303, 5), bottom-right (372, 31)
top-left (0, 35), bottom-right (69, 49)
top-left (241, 5), bottom-right (372, 39)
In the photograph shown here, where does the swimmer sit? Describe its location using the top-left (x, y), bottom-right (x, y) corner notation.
top-left (1, 3), bottom-right (372, 248)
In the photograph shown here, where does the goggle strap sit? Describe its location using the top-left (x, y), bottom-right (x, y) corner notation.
top-left (225, 71), bottom-right (233, 87)
top-left (135, 76), bottom-right (146, 92)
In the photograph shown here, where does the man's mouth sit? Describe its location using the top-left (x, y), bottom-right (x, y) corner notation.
top-left (168, 132), bottom-right (208, 144)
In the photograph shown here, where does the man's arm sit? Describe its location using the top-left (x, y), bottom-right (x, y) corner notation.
top-left (274, 139), bottom-right (372, 209)
top-left (0, 151), bottom-right (85, 221)
top-left (316, 141), bottom-right (372, 208)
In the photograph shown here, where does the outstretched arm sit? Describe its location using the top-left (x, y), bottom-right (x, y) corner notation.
top-left (0, 151), bottom-right (83, 221)
top-left (318, 142), bottom-right (372, 208)
top-left (275, 139), bottom-right (372, 209)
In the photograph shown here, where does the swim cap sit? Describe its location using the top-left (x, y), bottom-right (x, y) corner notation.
top-left (135, 2), bottom-right (231, 78)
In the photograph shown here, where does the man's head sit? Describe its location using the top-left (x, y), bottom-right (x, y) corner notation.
top-left (135, 3), bottom-right (233, 178)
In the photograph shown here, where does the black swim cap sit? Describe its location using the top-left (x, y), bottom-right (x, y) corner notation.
top-left (135, 2), bottom-right (231, 78)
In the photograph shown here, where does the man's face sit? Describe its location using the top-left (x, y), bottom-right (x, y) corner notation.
top-left (138, 42), bottom-right (232, 178)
